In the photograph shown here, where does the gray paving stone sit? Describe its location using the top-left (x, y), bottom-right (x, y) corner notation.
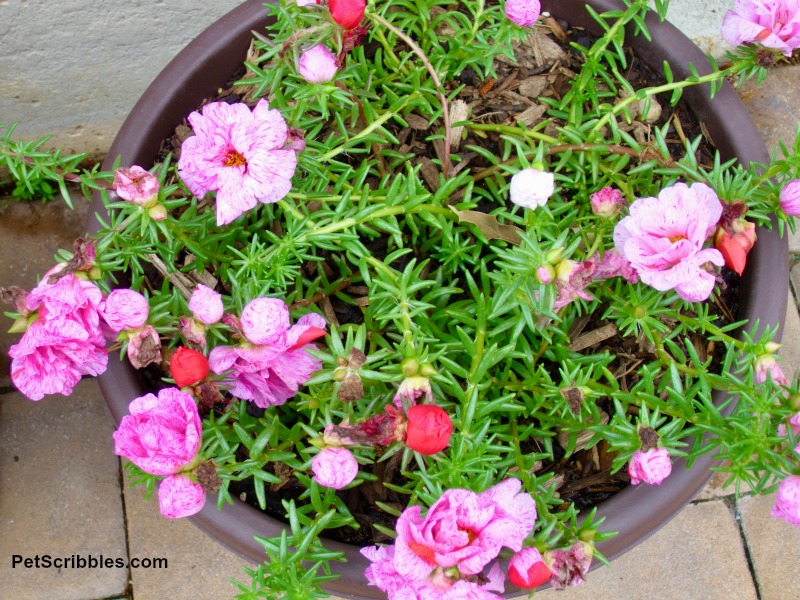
top-left (738, 64), bottom-right (800, 158)
top-left (0, 380), bottom-right (128, 600)
top-left (535, 501), bottom-right (756, 600)
top-left (122, 474), bottom-right (248, 600)
top-left (0, 198), bottom-right (90, 387)
top-left (738, 492), bottom-right (800, 600)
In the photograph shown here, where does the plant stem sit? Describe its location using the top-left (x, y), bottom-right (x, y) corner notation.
top-left (368, 11), bottom-right (452, 177)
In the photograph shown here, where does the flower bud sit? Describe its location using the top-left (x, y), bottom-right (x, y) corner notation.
top-left (298, 45), bottom-right (338, 84)
top-left (504, 0), bottom-right (542, 27)
top-left (147, 203), bottom-right (168, 221)
top-left (508, 547), bottom-right (551, 590)
top-left (627, 447), bottom-right (671, 485)
top-left (780, 179), bottom-right (800, 216)
top-left (405, 404), bottom-right (453, 455)
top-left (589, 186), bottom-right (625, 217)
top-left (158, 474), bottom-right (206, 519)
top-left (544, 247), bottom-right (563, 264)
top-left (170, 346), bottom-right (210, 388)
top-left (101, 289), bottom-right (149, 333)
top-left (509, 167), bottom-right (555, 209)
top-left (328, 0), bottom-right (365, 30)
top-left (544, 542), bottom-right (593, 590)
top-left (754, 354), bottom-right (788, 386)
top-left (114, 166), bottom-right (160, 207)
top-left (311, 447), bottom-right (359, 489)
top-left (189, 284), bottom-right (224, 325)
top-left (713, 220), bottom-right (756, 276)
top-left (536, 264), bottom-right (555, 284)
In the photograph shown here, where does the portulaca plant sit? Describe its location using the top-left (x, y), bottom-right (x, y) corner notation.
top-left (4, 0), bottom-right (800, 598)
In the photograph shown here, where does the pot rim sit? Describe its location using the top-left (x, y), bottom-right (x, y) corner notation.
top-left (91, 0), bottom-right (787, 597)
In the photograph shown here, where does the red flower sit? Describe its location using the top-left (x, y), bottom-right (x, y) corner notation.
top-left (404, 404), bottom-right (452, 455)
top-left (714, 220), bottom-right (756, 276)
top-left (329, 0), bottom-right (365, 30)
top-left (508, 548), bottom-right (552, 590)
top-left (170, 346), bottom-right (209, 388)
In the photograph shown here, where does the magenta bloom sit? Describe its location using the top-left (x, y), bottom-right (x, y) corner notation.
top-left (393, 479), bottom-right (536, 579)
top-left (158, 474), bottom-right (206, 519)
top-left (361, 544), bottom-right (506, 599)
top-left (628, 447), bottom-right (672, 485)
top-left (504, 0), bottom-right (542, 27)
top-left (298, 45), bottom-right (338, 84)
top-left (772, 475), bottom-right (800, 526)
top-left (26, 270), bottom-right (105, 342)
top-left (590, 186), bottom-right (625, 217)
top-left (113, 165), bottom-right (160, 206)
top-left (9, 321), bottom-right (108, 401)
top-left (189, 284), bottom-right (224, 325)
top-left (178, 99), bottom-right (298, 226)
top-left (613, 182), bottom-right (724, 302)
top-left (112, 387), bottom-right (202, 476)
top-left (780, 179), bottom-right (800, 216)
top-left (101, 289), bottom-right (149, 333)
top-left (721, 0), bottom-right (800, 56)
top-left (9, 271), bottom-right (108, 401)
top-left (311, 447), bottom-right (359, 489)
top-left (208, 299), bottom-right (326, 408)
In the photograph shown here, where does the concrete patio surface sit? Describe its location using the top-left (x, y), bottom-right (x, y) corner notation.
top-left (3, 52), bottom-right (800, 600)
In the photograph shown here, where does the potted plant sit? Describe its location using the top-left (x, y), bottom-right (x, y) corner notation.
top-left (3, 0), bottom-right (800, 598)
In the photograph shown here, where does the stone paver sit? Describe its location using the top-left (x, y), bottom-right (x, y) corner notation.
top-left (0, 198), bottom-right (89, 386)
top-left (535, 501), bottom-right (756, 600)
top-left (0, 380), bottom-right (128, 600)
top-left (738, 493), bottom-right (800, 600)
top-left (122, 476), bottom-right (247, 600)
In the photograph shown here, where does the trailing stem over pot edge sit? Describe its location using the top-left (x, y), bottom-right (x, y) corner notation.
top-left (4, 0), bottom-right (800, 598)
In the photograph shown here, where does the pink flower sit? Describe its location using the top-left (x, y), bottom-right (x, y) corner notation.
top-left (613, 182), bottom-right (724, 302)
top-left (545, 541), bottom-right (593, 590)
top-left (26, 270), bottom-right (105, 342)
top-left (394, 479), bottom-right (536, 579)
top-left (508, 547), bottom-right (551, 590)
top-left (504, 0), bottom-right (542, 27)
top-left (179, 317), bottom-right (207, 349)
top-left (361, 544), bottom-right (506, 599)
top-left (754, 354), bottom-right (788, 385)
top-left (101, 289), bottom-right (149, 333)
top-left (509, 167), bottom-right (554, 209)
top-left (780, 179), bottom-right (800, 216)
top-left (113, 166), bottom-right (160, 206)
top-left (590, 186), bottom-right (625, 217)
top-left (158, 474), bottom-right (206, 519)
top-left (721, 0), bottom-right (800, 56)
top-left (298, 45), bottom-right (338, 83)
top-left (208, 300), bottom-right (326, 408)
top-left (188, 284), bottom-right (223, 325)
top-left (772, 475), bottom-right (800, 526)
top-left (112, 387), bottom-right (202, 476)
top-left (177, 99), bottom-right (298, 226)
top-left (553, 260), bottom-right (595, 310)
top-left (127, 325), bottom-right (162, 370)
top-left (311, 447), bottom-right (359, 489)
top-left (9, 320), bottom-right (108, 401)
top-left (590, 249), bottom-right (639, 283)
top-left (778, 413), bottom-right (800, 456)
top-left (628, 447), bottom-right (672, 485)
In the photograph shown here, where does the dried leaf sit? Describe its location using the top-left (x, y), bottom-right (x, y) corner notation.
top-left (448, 99), bottom-right (470, 151)
top-left (449, 207), bottom-right (522, 245)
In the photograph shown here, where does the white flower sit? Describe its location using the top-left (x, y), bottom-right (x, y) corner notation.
top-left (509, 167), bottom-right (555, 209)
top-left (298, 45), bottom-right (338, 84)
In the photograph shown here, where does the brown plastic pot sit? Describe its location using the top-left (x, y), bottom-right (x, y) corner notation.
top-left (92, 1), bottom-right (788, 598)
